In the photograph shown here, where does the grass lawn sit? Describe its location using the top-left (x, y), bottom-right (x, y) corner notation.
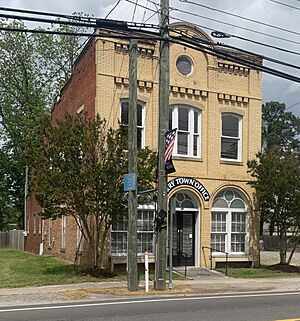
top-left (217, 266), bottom-right (300, 278)
top-left (0, 249), bottom-right (102, 288)
top-left (0, 249), bottom-right (182, 288)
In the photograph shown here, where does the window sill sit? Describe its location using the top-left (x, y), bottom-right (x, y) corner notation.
top-left (61, 248), bottom-right (66, 253)
top-left (220, 159), bottom-right (243, 166)
top-left (173, 156), bottom-right (203, 162)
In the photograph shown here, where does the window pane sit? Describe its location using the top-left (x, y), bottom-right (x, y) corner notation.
top-left (137, 128), bottom-right (142, 149)
top-left (178, 108), bottom-right (189, 131)
top-left (213, 198), bottom-right (228, 208)
top-left (221, 137), bottom-right (238, 159)
top-left (137, 104), bottom-right (143, 126)
top-left (211, 233), bottom-right (226, 252)
top-left (230, 199), bottom-right (246, 209)
top-left (231, 233), bottom-right (245, 252)
top-left (211, 212), bottom-right (226, 232)
top-left (193, 135), bottom-right (198, 156)
top-left (194, 111), bottom-right (199, 133)
top-left (121, 102), bottom-right (128, 124)
top-left (231, 212), bottom-right (246, 232)
top-left (222, 115), bottom-right (239, 137)
top-left (169, 108), bottom-right (173, 130)
top-left (178, 132), bottom-right (188, 154)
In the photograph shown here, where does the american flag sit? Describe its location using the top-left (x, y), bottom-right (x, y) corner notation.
top-left (164, 128), bottom-right (177, 174)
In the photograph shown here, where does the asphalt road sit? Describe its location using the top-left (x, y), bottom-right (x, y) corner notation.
top-left (0, 291), bottom-right (299, 321)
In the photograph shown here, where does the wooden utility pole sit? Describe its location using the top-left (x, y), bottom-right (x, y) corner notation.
top-left (155, 0), bottom-right (169, 291)
top-left (127, 39), bottom-right (139, 291)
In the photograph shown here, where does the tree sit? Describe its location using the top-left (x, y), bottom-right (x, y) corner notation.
top-left (0, 18), bottom-right (88, 229)
top-left (248, 146), bottom-right (300, 265)
top-left (257, 101), bottom-right (300, 236)
top-left (262, 101), bottom-right (300, 150)
top-left (30, 114), bottom-right (157, 270)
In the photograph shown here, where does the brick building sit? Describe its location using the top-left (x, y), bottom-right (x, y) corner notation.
top-left (25, 22), bottom-right (262, 270)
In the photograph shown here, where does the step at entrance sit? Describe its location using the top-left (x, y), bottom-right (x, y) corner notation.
top-left (173, 266), bottom-right (225, 279)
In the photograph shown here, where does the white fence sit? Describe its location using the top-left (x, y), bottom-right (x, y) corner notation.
top-left (0, 230), bottom-right (24, 251)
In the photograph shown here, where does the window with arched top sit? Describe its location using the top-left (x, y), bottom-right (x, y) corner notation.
top-left (211, 189), bottom-right (248, 254)
top-left (175, 191), bottom-right (197, 209)
top-left (169, 105), bottom-right (201, 157)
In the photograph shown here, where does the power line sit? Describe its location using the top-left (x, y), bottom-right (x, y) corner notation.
top-left (287, 100), bottom-right (300, 110)
top-left (173, 28), bottom-right (300, 71)
top-left (268, 0), bottom-right (300, 11)
top-left (105, 0), bottom-right (122, 19)
top-left (3, 24), bottom-right (300, 84)
top-left (126, 0), bottom-right (300, 46)
top-left (0, 6), bottom-right (161, 31)
top-left (132, 0), bottom-right (139, 22)
top-left (126, 0), bottom-right (300, 56)
top-left (179, 0), bottom-right (300, 37)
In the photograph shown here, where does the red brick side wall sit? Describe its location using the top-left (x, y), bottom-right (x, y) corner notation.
top-left (52, 39), bottom-right (96, 121)
top-left (25, 39), bottom-right (97, 264)
top-left (24, 194), bottom-right (43, 254)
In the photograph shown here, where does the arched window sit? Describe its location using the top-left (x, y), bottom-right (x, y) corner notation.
top-left (221, 113), bottom-right (242, 161)
top-left (169, 105), bottom-right (201, 157)
top-left (211, 189), bottom-right (248, 253)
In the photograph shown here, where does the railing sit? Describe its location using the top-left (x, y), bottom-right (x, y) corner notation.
top-left (202, 246), bottom-right (229, 276)
top-left (171, 248), bottom-right (189, 278)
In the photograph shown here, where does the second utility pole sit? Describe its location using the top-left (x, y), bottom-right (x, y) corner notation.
top-left (156, 0), bottom-right (169, 291)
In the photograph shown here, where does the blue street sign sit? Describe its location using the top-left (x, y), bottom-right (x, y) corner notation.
top-left (124, 173), bottom-right (136, 191)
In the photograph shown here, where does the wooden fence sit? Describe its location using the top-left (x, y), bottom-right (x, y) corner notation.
top-left (0, 230), bottom-right (24, 251)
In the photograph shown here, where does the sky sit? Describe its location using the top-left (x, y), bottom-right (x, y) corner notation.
top-left (1, 0), bottom-right (300, 115)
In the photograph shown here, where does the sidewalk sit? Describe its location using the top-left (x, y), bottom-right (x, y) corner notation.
top-left (0, 276), bottom-right (299, 307)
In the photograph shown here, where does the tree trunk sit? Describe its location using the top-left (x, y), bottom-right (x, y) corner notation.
top-left (279, 231), bottom-right (287, 264)
top-left (287, 238), bottom-right (299, 265)
top-left (97, 226), bottom-right (109, 270)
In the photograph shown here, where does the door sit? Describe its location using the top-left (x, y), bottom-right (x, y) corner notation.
top-left (172, 211), bottom-right (195, 266)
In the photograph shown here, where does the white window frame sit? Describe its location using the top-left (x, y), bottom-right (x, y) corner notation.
top-left (120, 99), bottom-right (146, 149)
top-left (169, 104), bottom-right (201, 158)
top-left (110, 205), bottom-right (155, 257)
top-left (211, 190), bottom-right (249, 255)
top-left (221, 113), bottom-right (242, 162)
top-left (61, 215), bottom-right (67, 249)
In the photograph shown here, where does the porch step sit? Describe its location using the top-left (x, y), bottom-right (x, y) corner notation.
top-left (172, 266), bottom-right (225, 279)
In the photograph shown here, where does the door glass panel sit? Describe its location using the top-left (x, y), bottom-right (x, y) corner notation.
top-left (182, 213), bottom-right (193, 258)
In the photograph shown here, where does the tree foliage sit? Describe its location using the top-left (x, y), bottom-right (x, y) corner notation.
top-left (248, 146), bottom-right (300, 265)
top-left (0, 18), bottom-right (87, 229)
top-left (262, 101), bottom-right (300, 149)
top-left (30, 114), bottom-right (157, 269)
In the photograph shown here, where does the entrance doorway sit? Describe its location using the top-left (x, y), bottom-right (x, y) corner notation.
top-left (172, 211), bottom-right (195, 266)
top-left (170, 190), bottom-right (199, 267)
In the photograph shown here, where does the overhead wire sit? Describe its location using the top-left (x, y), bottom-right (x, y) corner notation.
top-left (132, 0), bottom-right (139, 22)
top-left (124, 0), bottom-right (300, 61)
top-left (171, 28), bottom-right (300, 71)
top-left (2, 4), bottom-right (300, 83)
top-left (105, 0), bottom-right (122, 19)
top-left (125, 0), bottom-right (300, 46)
top-left (178, 0), bottom-right (300, 37)
top-left (2, 24), bottom-right (300, 83)
top-left (268, 0), bottom-right (300, 11)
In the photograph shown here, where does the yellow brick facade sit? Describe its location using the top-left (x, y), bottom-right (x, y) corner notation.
top-left (93, 22), bottom-right (262, 269)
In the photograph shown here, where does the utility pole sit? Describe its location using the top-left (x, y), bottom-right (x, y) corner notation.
top-left (156, 0), bottom-right (169, 291)
top-left (127, 39), bottom-right (139, 291)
